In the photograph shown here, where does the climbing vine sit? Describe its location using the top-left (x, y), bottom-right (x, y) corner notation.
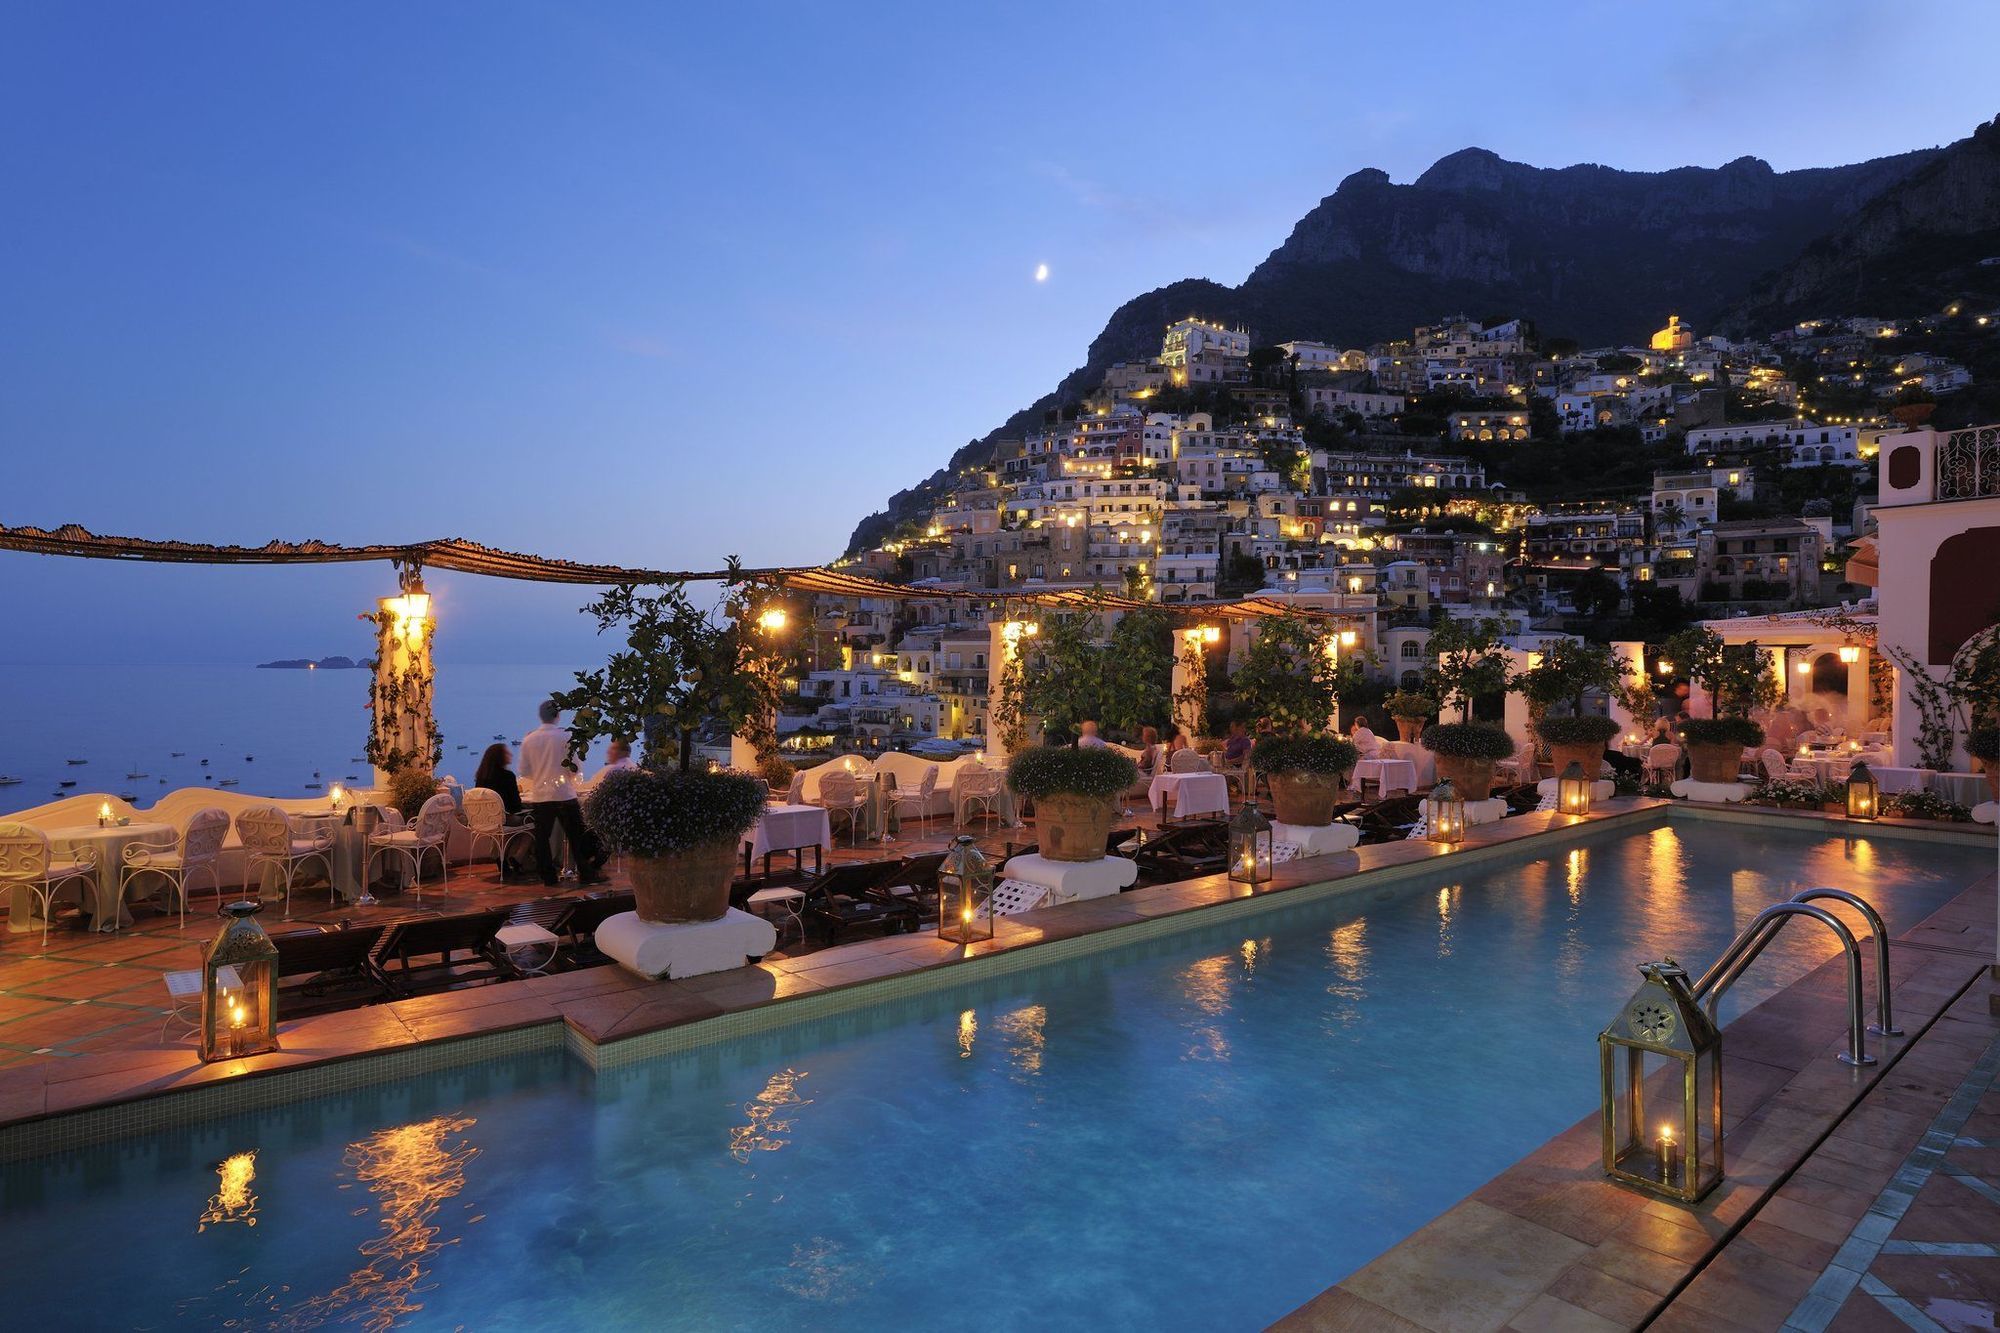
top-left (1171, 633), bottom-right (1208, 738)
top-left (989, 636), bottom-right (1028, 752)
top-left (363, 601), bottom-right (441, 775)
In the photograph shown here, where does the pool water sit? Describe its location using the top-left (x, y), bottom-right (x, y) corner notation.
top-left (2, 821), bottom-right (1989, 1331)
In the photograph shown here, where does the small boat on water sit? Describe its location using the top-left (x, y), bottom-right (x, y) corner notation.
top-left (244, 755), bottom-right (255, 762)
top-left (59, 780), bottom-right (77, 788)
top-left (200, 759), bottom-right (210, 766)
top-left (118, 792), bottom-right (137, 801)
top-left (126, 769), bottom-right (148, 779)
top-left (217, 778), bottom-right (239, 787)
top-left (170, 751), bottom-right (185, 757)
top-left (0, 775), bottom-right (20, 786)
top-left (492, 733), bottom-right (505, 740)
top-left (304, 782), bottom-right (321, 790)
top-left (66, 758), bottom-right (87, 765)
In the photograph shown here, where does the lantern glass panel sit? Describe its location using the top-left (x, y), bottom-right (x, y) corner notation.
top-left (937, 835), bottom-right (995, 944)
top-left (201, 902), bottom-right (279, 1062)
top-left (1846, 762), bottom-right (1878, 820)
top-left (1228, 802), bottom-right (1273, 884)
top-left (1426, 780), bottom-right (1465, 845)
top-left (1599, 959), bottom-right (1723, 1202)
top-left (1558, 762), bottom-right (1592, 816)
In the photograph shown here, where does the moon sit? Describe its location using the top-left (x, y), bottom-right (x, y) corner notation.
top-left (1034, 262), bottom-right (1049, 283)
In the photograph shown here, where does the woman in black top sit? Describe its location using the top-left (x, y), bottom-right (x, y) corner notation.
top-left (475, 743), bottom-right (524, 815)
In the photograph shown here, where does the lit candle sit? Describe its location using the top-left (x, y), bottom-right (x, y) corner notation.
top-left (1656, 1124), bottom-right (1679, 1185)
top-left (98, 801), bottom-right (111, 827)
top-left (330, 783), bottom-right (346, 811)
top-left (228, 996), bottom-right (247, 1058)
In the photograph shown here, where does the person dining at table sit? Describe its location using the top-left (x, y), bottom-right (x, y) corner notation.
top-left (590, 738), bottom-right (637, 787)
top-left (1221, 721), bottom-right (1252, 767)
top-left (1347, 715), bottom-right (1382, 757)
top-left (1076, 721), bottom-right (1108, 749)
top-left (1135, 725), bottom-right (1164, 778)
top-left (474, 742), bottom-right (532, 877)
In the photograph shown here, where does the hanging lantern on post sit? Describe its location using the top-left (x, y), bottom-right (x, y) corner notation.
top-left (1228, 801), bottom-right (1273, 885)
top-left (200, 902), bottom-right (279, 1063)
top-left (1845, 761), bottom-right (1879, 821)
top-left (1558, 762), bottom-right (1593, 816)
top-left (1425, 780), bottom-right (1465, 846)
top-left (1837, 643), bottom-right (1860, 665)
top-left (1599, 958), bottom-right (1723, 1203)
top-left (937, 835), bottom-right (994, 945)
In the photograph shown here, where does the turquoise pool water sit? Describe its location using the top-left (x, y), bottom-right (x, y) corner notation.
top-left (1, 820), bottom-right (1989, 1330)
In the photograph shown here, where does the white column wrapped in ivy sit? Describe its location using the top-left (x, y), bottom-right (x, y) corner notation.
top-left (1171, 627), bottom-right (1214, 740)
top-left (985, 617), bottom-right (1034, 763)
top-left (366, 571), bottom-right (437, 788)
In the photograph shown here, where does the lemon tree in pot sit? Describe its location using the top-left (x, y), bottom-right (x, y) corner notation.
top-left (1383, 691), bottom-right (1435, 743)
top-left (1419, 614), bottom-right (1516, 799)
top-left (1232, 611), bottom-right (1343, 733)
top-left (1006, 746), bottom-right (1138, 863)
top-left (557, 569), bottom-right (781, 923)
top-left (1663, 627), bottom-right (1777, 783)
top-left (1251, 734), bottom-right (1359, 825)
top-left (1518, 639), bottom-right (1621, 778)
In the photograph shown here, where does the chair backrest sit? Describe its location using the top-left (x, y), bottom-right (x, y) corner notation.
top-left (235, 804), bottom-right (294, 856)
top-left (1169, 748), bottom-right (1205, 773)
top-left (380, 908), bottom-right (509, 961)
top-left (785, 770), bottom-right (806, 804)
top-left (819, 771), bottom-right (856, 803)
top-left (918, 764), bottom-right (939, 799)
top-left (414, 792), bottom-right (458, 843)
top-left (275, 923), bottom-right (386, 978)
top-left (0, 822), bottom-right (54, 880)
top-left (960, 768), bottom-right (1000, 797)
top-left (463, 787), bottom-right (507, 833)
top-left (1758, 748), bottom-right (1787, 780)
top-left (181, 808), bottom-right (232, 866)
top-left (1647, 744), bottom-right (1682, 769)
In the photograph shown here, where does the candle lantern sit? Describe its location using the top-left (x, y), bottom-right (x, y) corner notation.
top-left (1845, 762), bottom-right (1879, 821)
top-left (1558, 762), bottom-right (1593, 816)
top-left (1425, 780), bottom-right (1465, 846)
top-left (200, 902), bottom-right (279, 1063)
top-left (1228, 801), bottom-right (1274, 885)
top-left (937, 835), bottom-right (994, 945)
top-left (1599, 957), bottom-right (1723, 1203)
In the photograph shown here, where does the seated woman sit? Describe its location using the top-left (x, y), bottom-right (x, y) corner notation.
top-left (474, 743), bottom-right (530, 876)
top-left (1135, 725), bottom-right (1164, 779)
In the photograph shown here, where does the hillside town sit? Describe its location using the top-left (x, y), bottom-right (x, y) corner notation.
top-left (780, 306), bottom-right (1996, 751)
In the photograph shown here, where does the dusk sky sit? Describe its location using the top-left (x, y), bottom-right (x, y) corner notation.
top-left (5, 1), bottom-right (1996, 665)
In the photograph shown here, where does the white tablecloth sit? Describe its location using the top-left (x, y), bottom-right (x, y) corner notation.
top-left (1377, 742), bottom-right (1436, 787)
top-left (1792, 750), bottom-right (1892, 785)
top-left (39, 822), bottom-right (173, 930)
top-left (745, 804), bottom-right (833, 860)
top-left (1351, 758), bottom-right (1418, 796)
top-left (1869, 766), bottom-right (1930, 795)
top-left (1147, 772), bottom-right (1230, 819)
top-left (1936, 773), bottom-right (1991, 807)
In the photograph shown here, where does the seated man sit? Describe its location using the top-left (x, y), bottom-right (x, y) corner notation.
top-left (1348, 716), bottom-right (1382, 757)
top-left (1220, 721), bottom-right (1251, 767)
top-left (589, 737), bottom-right (637, 788)
top-left (1076, 720), bottom-right (1107, 749)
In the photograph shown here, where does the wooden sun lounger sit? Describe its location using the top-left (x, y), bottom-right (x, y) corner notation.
top-left (274, 922), bottom-right (391, 1016)
top-left (803, 861), bottom-right (920, 943)
top-left (376, 908), bottom-right (516, 996)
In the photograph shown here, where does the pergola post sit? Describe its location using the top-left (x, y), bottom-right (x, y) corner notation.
top-left (1845, 644), bottom-right (1872, 738)
top-left (985, 616), bottom-right (1033, 762)
top-left (367, 566), bottom-right (436, 788)
top-left (1609, 640), bottom-right (1646, 742)
top-left (1173, 627), bottom-right (1213, 740)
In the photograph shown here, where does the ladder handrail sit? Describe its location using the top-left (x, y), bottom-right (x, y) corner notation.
top-left (1789, 888), bottom-right (1899, 1037)
top-left (1691, 902), bottom-right (1874, 1066)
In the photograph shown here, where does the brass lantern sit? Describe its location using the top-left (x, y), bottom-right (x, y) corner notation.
top-left (937, 835), bottom-right (995, 945)
top-left (1228, 801), bottom-right (1273, 885)
top-left (1558, 762), bottom-right (1593, 816)
top-left (1846, 761), bottom-right (1879, 821)
top-left (1599, 958), bottom-right (1722, 1203)
top-left (1425, 779), bottom-right (1465, 846)
top-left (201, 901), bottom-right (279, 1063)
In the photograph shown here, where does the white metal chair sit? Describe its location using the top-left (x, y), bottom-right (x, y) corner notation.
top-left (121, 806), bottom-right (229, 929)
top-left (460, 787), bottom-right (532, 877)
top-left (1168, 748), bottom-right (1208, 773)
top-left (1644, 743), bottom-right (1683, 786)
top-left (366, 792), bottom-right (455, 898)
top-left (235, 805), bottom-right (335, 920)
top-left (1496, 741), bottom-right (1539, 785)
top-left (887, 764), bottom-right (939, 838)
top-left (784, 769), bottom-right (806, 804)
top-left (954, 766), bottom-right (1004, 827)
top-left (0, 822), bottom-right (97, 953)
top-left (1755, 748), bottom-right (1790, 782)
top-left (811, 770), bottom-right (870, 846)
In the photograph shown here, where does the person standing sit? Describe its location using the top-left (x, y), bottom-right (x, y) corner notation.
top-left (519, 700), bottom-right (605, 886)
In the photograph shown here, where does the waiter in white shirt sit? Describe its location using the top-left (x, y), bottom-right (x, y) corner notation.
top-left (519, 700), bottom-right (606, 887)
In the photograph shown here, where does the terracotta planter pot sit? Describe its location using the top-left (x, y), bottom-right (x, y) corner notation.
top-left (1033, 793), bottom-right (1118, 863)
top-left (1269, 770), bottom-right (1347, 826)
top-left (1684, 741), bottom-right (1745, 785)
top-left (626, 835), bottom-right (740, 924)
top-left (1974, 757), bottom-right (1999, 802)
top-left (1548, 742), bottom-right (1606, 781)
top-left (1394, 717), bottom-right (1426, 743)
top-left (1432, 754), bottom-right (1497, 801)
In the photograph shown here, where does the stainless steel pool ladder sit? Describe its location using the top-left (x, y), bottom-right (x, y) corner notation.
top-left (1690, 888), bottom-right (1898, 1068)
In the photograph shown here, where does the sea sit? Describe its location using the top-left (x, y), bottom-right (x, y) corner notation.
top-left (0, 662), bottom-right (596, 817)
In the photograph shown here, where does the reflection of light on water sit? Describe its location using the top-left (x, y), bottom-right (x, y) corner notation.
top-left (1565, 848), bottom-right (1587, 907)
top-left (1325, 920), bottom-right (1367, 982)
top-left (1647, 829), bottom-right (1687, 911)
top-left (1176, 954), bottom-right (1234, 1060)
top-left (779, 1235), bottom-right (878, 1305)
top-left (997, 1004), bottom-right (1046, 1077)
top-left (197, 1150), bottom-right (258, 1232)
top-left (957, 1008), bottom-right (977, 1059)
top-left (1239, 938), bottom-right (1261, 976)
top-left (1435, 885), bottom-right (1460, 955)
top-left (730, 1069), bottom-right (812, 1163)
top-left (287, 1114), bottom-right (479, 1332)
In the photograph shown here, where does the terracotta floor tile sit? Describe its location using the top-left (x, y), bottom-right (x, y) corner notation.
top-left (1502, 1293), bottom-right (1625, 1333)
top-left (1545, 1263), bottom-right (1662, 1327)
top-left (1343, 1200), bottom-right (1590, 1333)
top-left (1670, 1243), bottom-right (1821, 1331)
top-left (1274, 1285), bottom-right (1431, 1332)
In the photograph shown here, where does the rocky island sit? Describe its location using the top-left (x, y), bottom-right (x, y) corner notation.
top-left (256, 655), bottom-right (367, 670)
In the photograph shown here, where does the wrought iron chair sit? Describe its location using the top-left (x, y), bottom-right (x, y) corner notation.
top-left (954, 766), bottom-right (1004, 828)
top-left (811, 770), bottom-right (870, 846)
top-left (236, 804), bottom-right (336, 920)
top-left (459, 787), bottom-right (532, 878)
top-left (121, 806), bottom-right (230, 929)
top-left (366, 792), bottom-right (456, 899)
top-left (0, 822), bottom-right (97, 953)
top-left (888, 764), bottom-right (939, 838)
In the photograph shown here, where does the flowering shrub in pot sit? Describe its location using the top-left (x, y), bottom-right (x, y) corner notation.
top-left (1676, 717), bottom-right (1767, 784)
top-left (1419, 721), bottom-right (1516, 801)
top-left (1383, 691), bottom-right (1435, 742)
top-left (1250, 734), bottom-right (1359, 825)
top-left (1534, 714), bottom-right (1622, 781)
top-left (1968, 728), bottom-right (1999, 802)
top-left (1885, 789), bottom-right (1972, 823)
top-left (1663, 627), bottom-right (1778, 783)
top-left (1007, 746), bottom-right (1139, 863)
top-left (584, 767), bottom-right (763, 920)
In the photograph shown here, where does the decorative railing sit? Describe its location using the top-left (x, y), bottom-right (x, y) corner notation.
top-left (1937, 424), bottom-right (2000, 500)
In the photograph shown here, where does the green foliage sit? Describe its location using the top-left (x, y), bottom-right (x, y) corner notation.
top-left (1104, 608), bottom-right (1175, 737)
top-left (757, 756), bottom-right (796, 791)
top-left (1968, 727), bottom-right (2000, 763)
top-left (1425, 612), bottom-right (1513, 714)
top-left (385, 768), bottom-right (441, 821)
top-left (1005, 745), bottom-right (1138, 800)
top-left (1678, 716), bottom-right (1766, 748)
top-left (582, 768), bottom-right (765, 856)
top-left (1753, 777), bottom-right (1840, 809)
top-left (1018, 602), bottom-right (1173, 742)
top-left (554, 563), bottom-right (783, 774)
top-left (1232, 612), bottom-right (1341, 731)
top-left (1517, 638), bottom-right (1619, 716)
top-left (1662, 627), bottom-right (1779, 718)
top-left (1383, 690), bottom-right (1436, 721)
top-left (1420, 721), bottom-right (1517, 761)
top-left (1250, 734), bottom-right (1359, 777)
top-left (1885, 789), bottom-right (1972, 822)
top-left (1534, 714), bottom-right (1621, 746)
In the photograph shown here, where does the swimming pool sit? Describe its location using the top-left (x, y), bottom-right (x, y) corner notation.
top-left (2, 818), bottom-right (1989, 1330)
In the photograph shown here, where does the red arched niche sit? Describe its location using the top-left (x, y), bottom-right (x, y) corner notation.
top-left (1929, 526), bottom-right (2000, 664)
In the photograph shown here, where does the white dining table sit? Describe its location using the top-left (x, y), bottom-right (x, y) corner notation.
top-left (1935, 772), bottom-right (1991, 807)
top-left (1148, 772), bottom-right (1230, 820)
top-left (745, 803), bottom-right (833, 862)
top-left (1351, 758), bottom-right (1419, 796)
top-left (35, 821), bottom-right (173, 931)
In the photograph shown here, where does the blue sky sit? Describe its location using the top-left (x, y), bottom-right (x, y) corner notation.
top-left (4, 1), bottom-right (1995, 665)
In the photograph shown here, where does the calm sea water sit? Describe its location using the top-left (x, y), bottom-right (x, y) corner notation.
top-left (0, 823), bottom-right (1988, 1330)
top-left (0, 662), bottom-right (592, 815)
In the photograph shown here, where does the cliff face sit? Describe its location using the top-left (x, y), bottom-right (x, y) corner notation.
top-left (846, 137), bottom-right (1959, 552)
top-left (1722, 117), bottom-right (2000, 329)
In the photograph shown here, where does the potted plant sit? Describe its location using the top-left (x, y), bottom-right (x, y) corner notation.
top-left (1251, 734), bottom-right (1359, 825)
top-left (1231, 612), bottom-right (1343, 732)
top-left (1418, 721), bottom-right (1517, 800)
top-left (1383, 691), bottom-right (1435, 743)
top-left (385, 767), bottom-right (442, 821)
top-left (1518, 639), bottom-right (1621, 777)
top-left (558, 570), bottom-right (782, 923)
top-left (1664, 627), bottom-right (1777, 783)
top-left (1006, 746), bottom-right (1139, 862)
top-left (1968, 727), bottom-right (2000, 802)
